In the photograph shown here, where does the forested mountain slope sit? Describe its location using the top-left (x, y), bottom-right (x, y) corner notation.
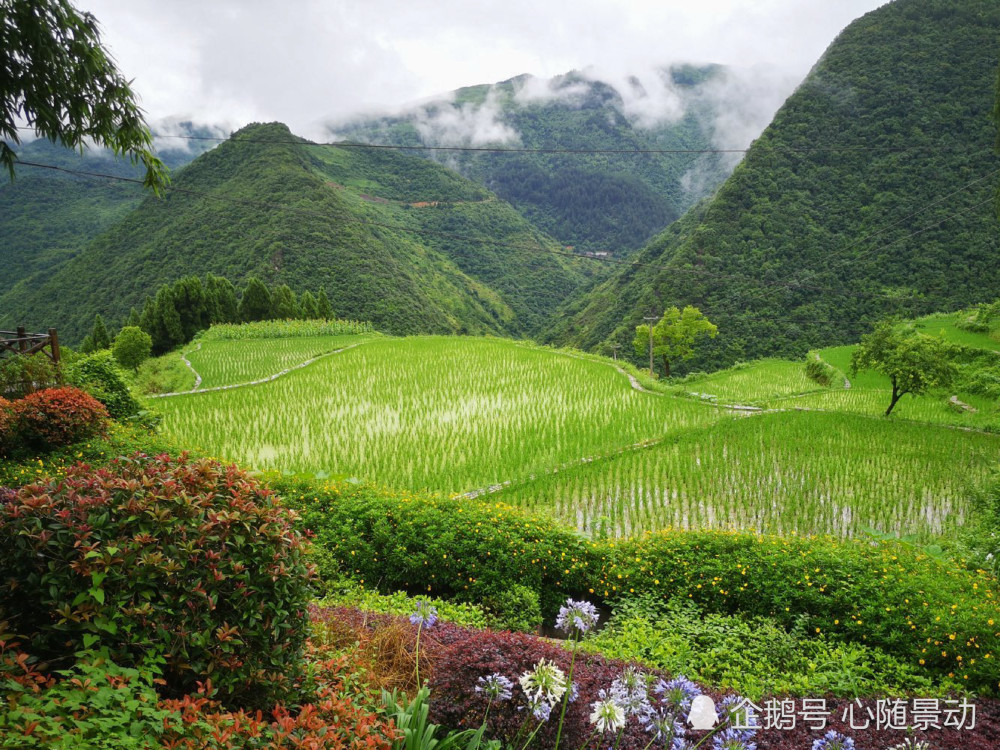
top-left (331, 64), bottom-right (749, 255)
top-left (3, 123), bottom-right (589, 342)
top-left (0, 135), bottom-right (208, 302)
top-left (542, 0), bottom-right (1000, 372)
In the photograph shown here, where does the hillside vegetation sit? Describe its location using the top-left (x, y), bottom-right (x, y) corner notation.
top-left (332, 65), bottom-right (737, 255)
top-left (543, 0), bottom-right (1000, 372)
top-left (2, 123), bottom-right (591, 343)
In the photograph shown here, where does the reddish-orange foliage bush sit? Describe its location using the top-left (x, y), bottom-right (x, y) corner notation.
top-left (0, 397), bottom-right (12, 452)
top-left (160, 656), bottom-right (397, 750)
top-left (0, 453), bottom-right (313, 707)
top-left (11, 386), bottom-right (108, 449)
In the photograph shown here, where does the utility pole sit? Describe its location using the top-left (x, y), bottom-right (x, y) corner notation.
top-left (611, 343), bottom-right (620, 361)
top-left (643, 315), bottom-right (659, 377)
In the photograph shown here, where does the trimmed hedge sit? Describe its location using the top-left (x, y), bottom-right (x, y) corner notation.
top-left (282, 479), bottom-right (1000, 694)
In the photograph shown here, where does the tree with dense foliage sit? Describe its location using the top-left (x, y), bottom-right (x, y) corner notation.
top-left (851, 321), bottom-right (957, 416)
top-left (239, 276), bottom-right (272, 323)
top-left (299, 290), bottom-right (318, 319)
top-left (271, 283), bottom-right (299, 319)
top-left (0, 0), bottom-right (167, 192)
top-left (204, 273), bottom-right (238, 323)
top-left (81, 313), bottom-right (110, 353)
top-left (111, 325), bottom-right (151, 371)
top-left (633, 305), bottom-right (717, 377)
top-left (317, 286), bottom-right (333, 319)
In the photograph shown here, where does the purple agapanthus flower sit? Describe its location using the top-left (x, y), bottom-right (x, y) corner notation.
top-left (812, 730), bottom-right (856, 750)
top-left (639, 700), bottom-right (687, 746)
top-left (409, 600), bottom-right (438, 628)
top-left (611, 666), bottom-right (650, 716)
top-left (475, 673), bottom-right (514, 701)
top-left (555, 598), bottom-right (600, 635)
top-left (531, 700), bottom-right (553, 722)
top-left (712, 728), bottom-right (757, 750)
top-left (655, 674), bottom-right (701, 713)
top-left (567, 681), bottom-right (579, 703)
top-left (718, 694), bottom-right (759, 742)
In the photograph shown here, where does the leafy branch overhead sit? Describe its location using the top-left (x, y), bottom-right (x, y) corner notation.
top-left (0, 0), bottom-right (168, 192)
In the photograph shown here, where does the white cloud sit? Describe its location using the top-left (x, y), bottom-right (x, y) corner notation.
top-left (76, 0), bottom-right (888, 136)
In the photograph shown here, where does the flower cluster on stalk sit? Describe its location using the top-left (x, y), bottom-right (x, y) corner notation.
top-left (555, 598), bottom-right (600, 636)
top-left (518, 658), bottom-right (568, 720)
top-left (812, 730), bottom-right (856, 750)
top-left (475, 673), bottom-right (514, 702)
top-left (409, 600), bottom-right (438, 628)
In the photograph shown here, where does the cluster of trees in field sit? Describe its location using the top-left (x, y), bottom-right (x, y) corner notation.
top-left (81, 274), bottom-right (335, 355)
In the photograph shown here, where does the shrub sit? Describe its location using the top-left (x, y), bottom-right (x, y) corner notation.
top-left (0, 453), bottom-right (313, 707)
top-left (112, 326), bottom-right (153, 371)
top-left (0, 353), bottom-right (58, 399)
top-left (479, 582), bottom-right (542, 633)
top-left (276, 477), bottom-right (599, 619)
top-left (805, 351), bottom-right (838, 386)
top-left (65, 349), bottom-right (142, 419)
top-left (0, 397), bottom-right (12, 453)
top-left (11, 386), bottom-right (109, 449)
top-left (582, 597), bottom-right (955, 699)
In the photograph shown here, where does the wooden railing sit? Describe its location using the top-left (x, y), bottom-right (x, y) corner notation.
top-left (0, 327), bottom-right (61, 364)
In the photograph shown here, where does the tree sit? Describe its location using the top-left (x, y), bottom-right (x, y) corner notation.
top-left (850, 321), bottom-right (957, 416)
top-left (112, 326), bottom-right (152, 371)
top-left (238, 276), bottom-right (272, 322)
top-left (316, 287), bottom-right (333, 319)
top-left (633, 305), bottom-right (718, 377)
top-left (1, 0), bottom-right (167, 192)
top-left (88, 313), bottom-right (111, 351)
top-left (299, 290), bottom-right (318, 320)
top-left (205, 274), bottom-right (238, 324)
top-left (270, 284), bottom-right (299, 319)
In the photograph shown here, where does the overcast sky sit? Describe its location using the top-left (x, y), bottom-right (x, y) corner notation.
top-left (81, 0), bottom-right (889, 138)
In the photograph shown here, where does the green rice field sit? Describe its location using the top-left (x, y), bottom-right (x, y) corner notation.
top-left (153, 327), bottom-right (1000, 541)
top-left (158, 336), bottom-right (722, 492)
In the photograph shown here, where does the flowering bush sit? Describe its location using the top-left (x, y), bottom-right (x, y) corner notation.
top-left (0, 453), bottom-right (313, 707)
top-left (11, 386), bottom-right (109, 450)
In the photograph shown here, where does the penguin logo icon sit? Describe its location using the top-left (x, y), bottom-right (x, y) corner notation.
top-left (687, 695), bottom-right (718, 730)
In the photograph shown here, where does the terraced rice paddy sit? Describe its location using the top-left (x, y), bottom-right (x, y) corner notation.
top-left (158, 336), bottom-right (721, 492)
top-left (497, 410), bottom-right (998, 540)
top-left (185, 335), bottom-right (373, 389)
top-left (154, 331), bottom-right (1000, 541)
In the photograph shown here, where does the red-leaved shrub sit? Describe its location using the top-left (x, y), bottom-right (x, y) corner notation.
top-left (0, 397), bottom-right (13, 454)
top-left (0, 453), bottom-right (313, 707)
top-left (11, 386), bottom-right (108, 449)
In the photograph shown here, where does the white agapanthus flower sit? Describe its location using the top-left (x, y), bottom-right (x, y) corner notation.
top-left (518, 659), bottom-right (568, 710)
top-left (590, 691), bottom-right (627, 734)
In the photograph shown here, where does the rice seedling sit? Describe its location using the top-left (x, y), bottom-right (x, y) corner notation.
top-left (497, 410), bottom-right (1000, 541)
top-left (186, 334), bottom-right (372, 389)
top-left (678, 358), bottom-right (830, 404)
top-left (156, 336), bottom-right (722, 492)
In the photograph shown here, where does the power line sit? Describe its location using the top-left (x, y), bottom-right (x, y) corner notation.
top-left (14, 125), bottom-right (990, 156)
top-left (12, 158), bottom-right (994, 310)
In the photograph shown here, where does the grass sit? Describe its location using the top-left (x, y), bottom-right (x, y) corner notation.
top-left (496, 410), bottom-right (999, 540)
top-left (156, 336), bottom-right (722, 492)
top-left (676, 358), bottom-right (831, 404)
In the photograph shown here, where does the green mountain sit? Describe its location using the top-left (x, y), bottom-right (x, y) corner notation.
top-left (2, 122), bottom-right (591, 343)
top-left (0, 127), bottom-right (214, 304)
top-left (542, 0), bottom-right (1000, 372)
top-left (330, 64), bottom-right (744, 256)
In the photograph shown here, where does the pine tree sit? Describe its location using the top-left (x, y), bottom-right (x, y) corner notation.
top-left (90, 314), bottom-right (111, 350)
top-left (299, 290), bottom-right (319, 319)
top-left (205, 274), bottom-right (239, 323)
top-left (126, 306), bottom-right (141, 327)
top-left (271, 284), bottom-right (299, 319)
top-left (316, 287), bottom-right (333, 319)
top-left (238, 276), bottom-right (272, 322)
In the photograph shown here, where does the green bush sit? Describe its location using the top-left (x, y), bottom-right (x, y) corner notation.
top-left (582, 597), bottom-right (956, 699)
top-left (276, 478), bottom-right (599, 619)
top-left (65, 350), bottom-right (141, 419)
top-left (0, 453), bottom-right (313, 707)
top-left (0, 354), bottom-right (58, 399)
top-left (804, 351), bottom-right (838, 386)
top-left (478, 582), bottom-right (542, 633)
top-left (285, 478), bottom-right (1000, 693)
top-left (0, 648), bottom-right (175, 749)
top-left (0, 397), bottom-right (11, 454)
top-left (318, 585), bottom-right (490, 629)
